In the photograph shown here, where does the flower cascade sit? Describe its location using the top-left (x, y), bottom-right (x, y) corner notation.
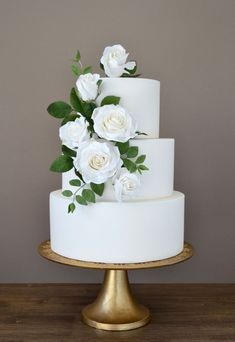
top-left (47, 45), bottom-right (148, 213)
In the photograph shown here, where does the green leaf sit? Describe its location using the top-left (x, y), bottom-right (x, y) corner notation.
top-left (76, 195), bottom-right (87, 205)
top-left (74, 169), bottom-right (84, 182)
top-left (71, 64), bottom-right (81, 76)
top-left (123, 159), bottom-right (137, 173)
top-left (138, 164), bottom-right (149, 171)
top-left (116, 141), bottom-right (129, 155)
top-left (62, 190), bottom-right (73, 197)
top-left (101, 96), bottom-right (120, 106)
top-left (47, 101), bottom-right (72, 118)
top-left (50, 155), bottom-right (73, 172)
top-left (124, 61), bottom-right (137, 75)
top-left (69, 179), bottom-right (81, 187)
top-left (136, 154), bottom-right (146, 164)
top-left (62, 145), bottom-right (76, 158)
top-left (74, 50), bottom-right (81, 62)
top-left (83, 66), bottom-right (92, 74)
top-left (68, 202), bottom-right (76, 213)
top-left (100, 62), bottom-right (104, 71)
top-left (90, 183), bottom-right (105, 196)
top-left (97, 79), bottom-right (102, 87)
top-left (70, 88), bottom-right (83, 113)
top-left (136, 131), bottom-right (148, 136)
top-left (61, 113), bottom-right (80, 126)
top-left (82, 189), bottom-right (96, 203)
top-left (127, 146), bottom-right (138, 158)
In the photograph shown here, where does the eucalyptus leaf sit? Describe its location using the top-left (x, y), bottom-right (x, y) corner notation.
top-left (62, 190), bottom-right (73, 197)
top-left (47, 101), bottom-right (72, 118)
top-left (101, 96), bottom-right (120, 106)
top-left (90, 183), bottom-right (105, 196)
top-left (50, 155), bottom-right (73, 172)
top-left (82, 189), bottom-right (96, 203)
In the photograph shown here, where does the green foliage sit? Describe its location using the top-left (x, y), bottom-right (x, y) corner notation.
top-left (136, 131), bottom-right (148, 136)
top-left (47, 101), bottom-right (72, 118)
top-left (90, 183), bottom-right (105, 196)
top-left (97, 79), bottom-right (102, 87)
top-left (127, 146), bottom-right (138, 158)
top-left (50, 155), bottom-right (73, 172)
top-left (70, 88), bottom-right (84, 113)
top-left (76, 195), bottom-right (87, 205)
top-left (101, 96), bottom-right (120, 106)
top-left (100, 62), bottom-right (104, 71)
top-left (62, 190), bottom-right (73, 197)
top-left (123, 158), bottom-right (137, 173)
top-left (136, 154), bottom-right (146, 164)
top-left (116, 141), bottom-right (129, 155)
top-left (71, 64), bottom-right (81, 76)
top-left (68, 202), bottom-right (76, 213)
top-left (138, 164), bottom-right (149, 171)
top-left (74, 50), bottom-right (81, 62)
top-left (83, 66), bottom-right (92, 74)
top-left (61, 113), bottom-right (80, 126)
top-left (62, 145), bottom-right (76, 158)
top-left (74, 169), bottom-right (84, 182)
top-left (69, 179), bottom-right (81, 187)
top-left (82, 189), bottom-right (96, 203)
top-left (124, 62), bottom-right (137, 75)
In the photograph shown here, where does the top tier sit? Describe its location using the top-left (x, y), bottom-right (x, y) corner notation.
top-left (96, 78), bottom-right (160, 138)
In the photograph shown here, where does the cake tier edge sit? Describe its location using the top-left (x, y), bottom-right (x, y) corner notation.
top-left (50, 190), bottom-right (184, 263)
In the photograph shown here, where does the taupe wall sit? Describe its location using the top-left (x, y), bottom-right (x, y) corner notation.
top-left (0, 0), bottom-right (234, 283)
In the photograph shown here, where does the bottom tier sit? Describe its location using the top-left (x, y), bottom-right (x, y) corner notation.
top-left (50, 191), bottom-right (185, 263)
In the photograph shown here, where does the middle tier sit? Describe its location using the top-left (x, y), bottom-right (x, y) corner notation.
top-left (62, 138), bottom-right (174, 201)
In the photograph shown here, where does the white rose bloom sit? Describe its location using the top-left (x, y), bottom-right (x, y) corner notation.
top-left (100, 44), bottom-right (136, 77)
top-left (74, 140), bottom-right (122, 184)
top-left (59, 117), bottom-right (89, 149)
top-left (114, 168), bottom-right (141, 202)
top-left (92, 104), bottom-right (137, 143)
top-left (76, 73), bottom-right (100, 102)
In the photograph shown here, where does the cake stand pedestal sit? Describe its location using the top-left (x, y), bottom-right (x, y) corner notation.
top-left (38, 240), bottom-right (193, 331)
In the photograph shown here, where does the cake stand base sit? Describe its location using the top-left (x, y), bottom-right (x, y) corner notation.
top-left (81, 269), bottom-right (150, 331)
top-left (38, 241), bottom-right (193, 331)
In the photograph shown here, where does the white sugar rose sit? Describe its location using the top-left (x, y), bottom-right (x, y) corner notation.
top-left (114, 168), bottom-right (141, 202)
top-left (76, 73), bottom-right (100, 102)
top-left (74, 140), bottom-right (122, 184)
top-left (92, 104), bottom-right (137, 143)
top-left (59, 117), bottom-right (89, 149)
top-left (100, 44), bottom-right (136, 77)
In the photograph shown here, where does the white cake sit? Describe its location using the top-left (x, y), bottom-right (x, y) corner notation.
top-left (50, 77), bottom-right (184, 263)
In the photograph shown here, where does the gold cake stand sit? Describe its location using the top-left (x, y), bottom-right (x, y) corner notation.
top-left (38, 240), bottom-right (193, 331)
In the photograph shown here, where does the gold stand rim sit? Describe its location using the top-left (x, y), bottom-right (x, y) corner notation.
top-left (38, 240), bottom-right (193, 331)
top-left (38, 241), bottom-right (193, 270)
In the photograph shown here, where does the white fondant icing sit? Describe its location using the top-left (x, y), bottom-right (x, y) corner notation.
top-left (62, 139), bottom-right (174, 200)
top-left (96, 78), bottom-right (160, 138)
top-left (50, 191), bottom-right (184, 263)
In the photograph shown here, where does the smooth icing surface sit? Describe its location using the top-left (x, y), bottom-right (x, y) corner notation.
top-left (96, 78), bottom-right (160, 138)
top-left (62, 138), bottom-right (175, 200)
top-left (50, 191), bottom-right (184, 263)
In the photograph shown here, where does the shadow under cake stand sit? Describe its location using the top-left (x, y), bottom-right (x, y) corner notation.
top-left (38, 240), bottom-right (193, 331)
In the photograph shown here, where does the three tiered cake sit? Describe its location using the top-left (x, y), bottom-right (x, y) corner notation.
top-left (49, 45), bottom-right (184, 264)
